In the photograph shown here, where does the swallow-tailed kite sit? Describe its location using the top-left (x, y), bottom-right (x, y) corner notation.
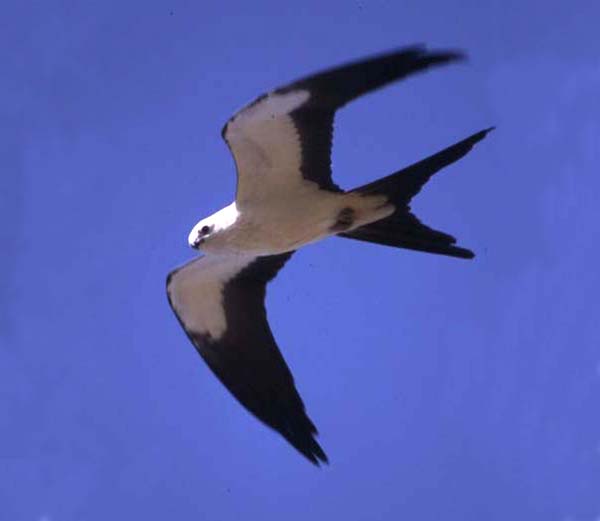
top-left (167, 46), bottom-right (492, 465)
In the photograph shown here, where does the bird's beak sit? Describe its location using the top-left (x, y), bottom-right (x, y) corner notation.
top-left (188, 227), bottom-right (202, 249)
top-left (190, 237), bottom-right (204, 250)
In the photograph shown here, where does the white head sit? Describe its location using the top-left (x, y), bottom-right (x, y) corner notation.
top-left (188, 202), bottom-right (239, 252)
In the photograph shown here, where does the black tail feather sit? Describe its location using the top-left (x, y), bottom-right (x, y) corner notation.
top-left (340, 213), bottom-right (474, 259)
top-left (339, 128), bottom-right (493, 259)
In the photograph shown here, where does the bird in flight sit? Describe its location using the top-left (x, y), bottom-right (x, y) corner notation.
top-left (166, 46), bottom-right (492, 465)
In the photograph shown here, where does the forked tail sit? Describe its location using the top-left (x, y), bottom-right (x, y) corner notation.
top-left (338, 127), bottom-right (494, 259)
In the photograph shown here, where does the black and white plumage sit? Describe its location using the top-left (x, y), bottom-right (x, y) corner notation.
top-left (166, 46), bottom-right (493, 465)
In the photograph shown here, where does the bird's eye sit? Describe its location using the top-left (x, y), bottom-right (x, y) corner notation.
top-left (201, 225), bottom-right (211, 235)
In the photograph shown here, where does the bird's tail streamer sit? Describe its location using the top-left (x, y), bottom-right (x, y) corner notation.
top-left (338, 127), bottom-right (494, 259)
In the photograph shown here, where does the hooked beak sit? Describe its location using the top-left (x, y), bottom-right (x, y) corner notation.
top-left (190, 236), bottom-right (204, 250)
top-left (188, 227), bottom-right (204, 249)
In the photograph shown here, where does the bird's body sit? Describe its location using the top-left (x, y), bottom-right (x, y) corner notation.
top-left (194, 190), bottom-right (393, 256)
top-left (167, 46), bottom-right (493, 465)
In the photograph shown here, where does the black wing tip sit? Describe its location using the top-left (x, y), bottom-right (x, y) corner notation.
top-left (459, 126), bottom-right (495, 155)
top-left (449, 126), bottom-right (495, 154)
top-left (297, 437), bottom-right (329, 467)
top-left (409, 44), bottom-right (466, 62)
top-left (360, 43), bottom-right (466, 61)
top-left (277, 44), bottom-right (469, 109)
top-left (452, 247), bottom-right (476, 259)
top-left (372, 44), bottom-right (467, 70)
top-left (278, 415), bottom-right (329, 466)
top-left (475, 126), bottom-right (496, 140)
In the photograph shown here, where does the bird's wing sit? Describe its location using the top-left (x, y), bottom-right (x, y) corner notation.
top-left (166, 251), bottom-right (327, 465)
top-left (221, 45), bottom-right (465, 208)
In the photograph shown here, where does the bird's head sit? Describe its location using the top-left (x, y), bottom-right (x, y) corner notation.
top-left (188, 218), bottom-right (215, 250)
top-left (188, 202), bottom-right (239, 251)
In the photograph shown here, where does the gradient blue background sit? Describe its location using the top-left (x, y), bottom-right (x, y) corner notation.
top-left (2, 1), bottom-right (599, 520)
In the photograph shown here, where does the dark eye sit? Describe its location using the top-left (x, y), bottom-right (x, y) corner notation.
top-left (201, 225), bottom-right (211, 235)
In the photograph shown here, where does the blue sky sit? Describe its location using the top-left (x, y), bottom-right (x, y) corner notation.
top-left (2, 1), bottom-right (599, 519)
